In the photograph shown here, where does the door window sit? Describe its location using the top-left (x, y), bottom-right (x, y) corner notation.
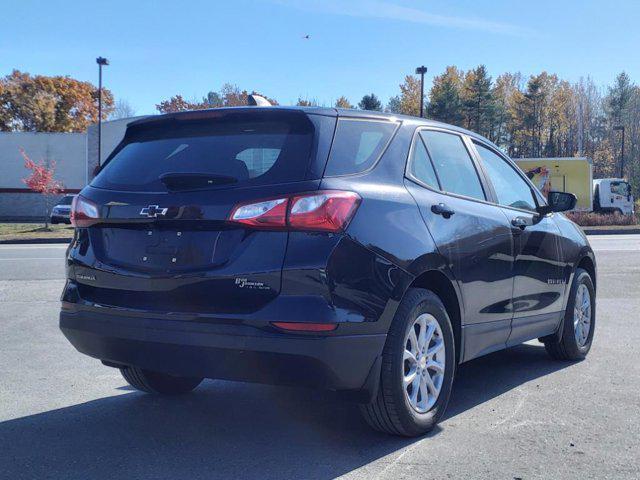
top-left (474, 142), bottom-right (537, 212)
top-left (420, 130), bottom-right (485, 201)
top-left (408, 134), bottom-right (440, 189)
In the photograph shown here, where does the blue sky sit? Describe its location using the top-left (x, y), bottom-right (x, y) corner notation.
top-left (2, 0), bottom-right (639, 115)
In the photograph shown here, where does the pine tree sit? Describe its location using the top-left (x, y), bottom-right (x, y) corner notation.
top-left (385, 95), bottom-right (402, 114)
top-left (427, 66), bottom-right (463, 126)
top-left (358, 94), bottom-right (383, 111)
top-left (461, 65), bottom-right (494, 137)
top-left (606, 72), bottom-right (634, 124)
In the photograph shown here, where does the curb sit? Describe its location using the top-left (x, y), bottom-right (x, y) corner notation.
top-left (0, 237), bottom-right (71, 245)
top-left (582, 228), bottom-right (640, 235)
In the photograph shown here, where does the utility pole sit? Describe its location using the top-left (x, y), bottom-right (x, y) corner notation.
top-left (96, 57), bottom-right (109, 166)
top-left (614, 125), bottom-right (625, 178)
top-left (415, 65), bottom-right (428, 118)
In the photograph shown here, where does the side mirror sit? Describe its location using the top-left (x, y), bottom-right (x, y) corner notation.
top-left (541, 191), bottom-right (577, 214)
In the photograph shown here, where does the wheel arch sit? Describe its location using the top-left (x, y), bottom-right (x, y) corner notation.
top-left (409, 269), bottom-right (463, 364)
top-left (576, 254), bottom-right (597, 290)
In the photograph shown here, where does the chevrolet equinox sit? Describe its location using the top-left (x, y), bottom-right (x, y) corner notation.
top-left (60, 107), bottom-right (596, 436)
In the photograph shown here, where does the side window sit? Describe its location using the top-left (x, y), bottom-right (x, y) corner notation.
top-left (474, 142), bottom-right (537, 211)
top-left (420, 130), bottom-right (485, 200)
top-left (610, 181), bottom-right (630, 196)
top-left (408, 134), bottom-right (440, 190)
top-left (324, 119), bottom-right (398, 176)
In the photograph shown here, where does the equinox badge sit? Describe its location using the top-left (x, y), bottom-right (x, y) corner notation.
top-left (140, 205), bottom-right (168, 217)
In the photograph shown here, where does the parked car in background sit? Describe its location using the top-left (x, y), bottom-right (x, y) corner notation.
top-left (60, 107), bottom-right (597, 437)
top-left (50, 194), bottom-right (76, 224)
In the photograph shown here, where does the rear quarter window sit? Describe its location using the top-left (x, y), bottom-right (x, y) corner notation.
top-left (324, 119), bottom-right (398, 176)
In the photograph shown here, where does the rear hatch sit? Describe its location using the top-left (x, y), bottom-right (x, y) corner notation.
top-left (71, 108), bottom-right (335, 315)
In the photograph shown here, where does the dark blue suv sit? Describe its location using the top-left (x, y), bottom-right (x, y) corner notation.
top-left (61, 107), bottom-right (596, 436)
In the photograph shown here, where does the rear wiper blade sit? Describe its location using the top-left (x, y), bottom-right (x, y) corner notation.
top-left (159, 172), bottom-right (238, 191)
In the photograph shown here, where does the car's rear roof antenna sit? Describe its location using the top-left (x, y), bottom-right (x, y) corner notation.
top-left (247, 94), bottom-right (272, 107)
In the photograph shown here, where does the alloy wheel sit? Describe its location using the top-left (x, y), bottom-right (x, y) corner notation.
top-left (403, 313), bottom-right (446, 413)
top-left (573, 284), bottom-right (592, 347)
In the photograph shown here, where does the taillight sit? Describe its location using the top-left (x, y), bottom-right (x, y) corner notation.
top-left (289, 191), bottom-right (360, 232)
top-left (229, 197), bottom-right (288, 229)
top-left (71, 195), bottom-right (100, 227)
top-left (228, 190), bottom-right (360, 232)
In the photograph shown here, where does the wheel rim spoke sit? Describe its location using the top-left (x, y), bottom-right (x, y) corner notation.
top-left (422, 323), bottom-right (436, 351)
top-left (427, 338), bottom-right (444, 357)
top-left (427, 359), bottom-right (444, 373)
top-left (408, 328), bottom-right (418, 353)
top-left (417, 315), bottom-right (427, 348)
top-left (424, 371), bottom-right (438, 396)
top-left (418, 379), bottom-right (429, 410)
top-left (404, 349), bottom-right (417, 364)
top-left (404, 369), bottom-right (417, 387)
top-left (410, 375), bottom-right (420, 404)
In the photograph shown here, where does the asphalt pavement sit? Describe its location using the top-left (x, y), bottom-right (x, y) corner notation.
top-left (1, 236), bottom-right (639, 479)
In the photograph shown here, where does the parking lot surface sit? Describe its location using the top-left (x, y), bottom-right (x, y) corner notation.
top-left (1, 235), bottom-right (639, 479)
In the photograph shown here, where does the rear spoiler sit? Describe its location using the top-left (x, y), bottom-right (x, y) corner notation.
top-left (127, 106), bottom-right (337, 130)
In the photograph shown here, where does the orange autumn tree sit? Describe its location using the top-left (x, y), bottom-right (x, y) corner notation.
top-left (0, 70), bottom-right (114, 132)
top-left (21, 148), bottom-right (64, 228)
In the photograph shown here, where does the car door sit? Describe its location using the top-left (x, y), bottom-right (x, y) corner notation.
top-left (404, 128), bottom-right (515, 361)
top-left (470, 140), bottom-right (565, 346)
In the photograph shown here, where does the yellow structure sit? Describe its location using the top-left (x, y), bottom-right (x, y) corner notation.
top-left (514, 157), bottom-right (593, 211)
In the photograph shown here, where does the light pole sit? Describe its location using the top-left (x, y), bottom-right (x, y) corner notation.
top-left (613, 125), bottom-right (625, 178)
top-left (96, 57), bottom-right (109, 167)
top-left (415, 65), bottom-right (428, 118)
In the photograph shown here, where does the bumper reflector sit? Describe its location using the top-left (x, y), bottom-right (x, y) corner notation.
top-left (271, 322), bottom-right (337, 332)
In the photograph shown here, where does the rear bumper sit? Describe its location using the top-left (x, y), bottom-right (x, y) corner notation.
top-left (60, 308), bottom-right (386, 397)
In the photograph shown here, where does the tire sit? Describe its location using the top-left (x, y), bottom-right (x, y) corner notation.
top-left (544, 268), bottom-right (595, 361)
top-left (120, 366), bottom-right (203, 394)
top-left (51, 219), bottom-right (58, 225)
top-left (360, 288), bottom-right (456, 437)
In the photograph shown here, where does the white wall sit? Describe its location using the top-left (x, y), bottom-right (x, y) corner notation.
top-left (0, 131), bottom-right (87, 189)
top-left (0, 116), bottom-right (153, 220)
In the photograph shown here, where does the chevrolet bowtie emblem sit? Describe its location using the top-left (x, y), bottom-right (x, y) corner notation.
top-left (140, 205), bottom-right (168, 217)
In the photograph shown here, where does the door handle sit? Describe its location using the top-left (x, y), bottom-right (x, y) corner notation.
top-left (511, 216), bottom-right (528, 229)
top-left (431, 203), bottom-right (455, 218)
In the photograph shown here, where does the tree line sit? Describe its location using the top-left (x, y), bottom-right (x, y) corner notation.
top-left (154, 68), bottom-right (639, 195)
top-left (1, 67), bottom-right (638, 195)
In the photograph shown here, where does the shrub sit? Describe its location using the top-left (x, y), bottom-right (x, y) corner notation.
top-left (565, 211), bottom-right (637, 226)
